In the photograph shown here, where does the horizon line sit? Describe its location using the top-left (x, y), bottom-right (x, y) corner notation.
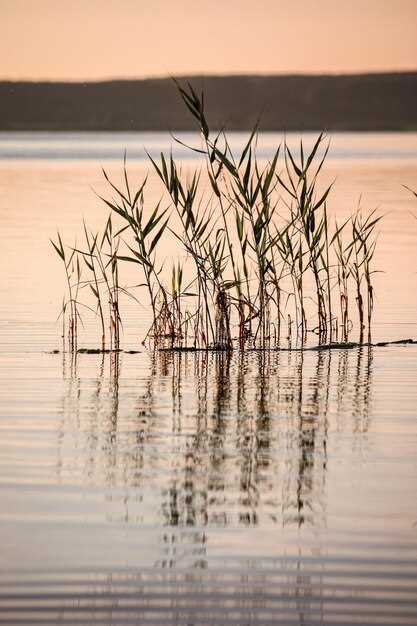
top-left (1, 68), bottom-right (417, 84)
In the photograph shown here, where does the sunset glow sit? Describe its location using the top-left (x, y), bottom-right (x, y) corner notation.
top-left (1, 0), bottom-right (417, 81)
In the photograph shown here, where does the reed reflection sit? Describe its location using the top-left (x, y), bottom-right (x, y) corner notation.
top-left (58, 346), bottom-right (374, 530)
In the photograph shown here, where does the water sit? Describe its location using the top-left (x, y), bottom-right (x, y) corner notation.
top-left (0, 132), bottom-right (417, 625)
top-left (1, 130), bottom-right (417, 162)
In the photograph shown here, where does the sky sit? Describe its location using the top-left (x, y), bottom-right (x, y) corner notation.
top-left (1, 0), bottom-right (417, 81)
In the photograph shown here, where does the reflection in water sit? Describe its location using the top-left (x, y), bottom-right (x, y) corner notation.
top-left (5, 347), bottom-right (417, 626)
top-left (58, 347), bottom-right (374, 533)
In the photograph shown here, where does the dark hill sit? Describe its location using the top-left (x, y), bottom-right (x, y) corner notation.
top-left (0, 72), bottom-right (416, 131)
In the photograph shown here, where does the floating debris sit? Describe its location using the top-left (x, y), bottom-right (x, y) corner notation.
top-left (159, 338), bottom-right (417, 353)
top-left (77, 348), bottom-right (122, 354)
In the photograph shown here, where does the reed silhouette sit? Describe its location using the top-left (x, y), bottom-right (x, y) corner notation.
top-left (52, 82), bottom-right (384, 352)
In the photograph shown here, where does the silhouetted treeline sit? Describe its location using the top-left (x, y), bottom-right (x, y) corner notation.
top-left (1, 72), bottom-right (416, 131)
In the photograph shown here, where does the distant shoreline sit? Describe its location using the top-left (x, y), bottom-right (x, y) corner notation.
top-left (0, 127), bottom-right (417, 136)
top-left (1, 72), bottom-right (416, 132)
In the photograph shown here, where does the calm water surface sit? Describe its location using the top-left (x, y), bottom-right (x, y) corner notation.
top-left (0, 132), bottom-right (417, 625)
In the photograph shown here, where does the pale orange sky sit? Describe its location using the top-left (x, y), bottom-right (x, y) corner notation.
top-left (1, 0), bottom-right (417, 80)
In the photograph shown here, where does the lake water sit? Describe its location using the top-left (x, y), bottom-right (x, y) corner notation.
top-left (0, 132), bottom-right (417, 625)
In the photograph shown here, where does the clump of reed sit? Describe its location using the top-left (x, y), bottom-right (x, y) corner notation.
top-left (52, 82), bottom-right (382, 351)
top-left (51, 214), bottom-right (124, 352)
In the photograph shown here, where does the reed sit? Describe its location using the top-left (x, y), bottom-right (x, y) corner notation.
top-left (52, 81), bottom-right (383, 351)
top-left (349, 209), bottom-right (381, 342)
top-left (53, 214), bottom-right (127, 352)
top-left (50, 232), bottom-right (81, 352)
top-left (80, 222), bottom-right (106, 350)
